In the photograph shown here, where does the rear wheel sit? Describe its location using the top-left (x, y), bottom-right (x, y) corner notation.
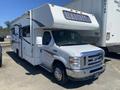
top-left (53, 63), bottom-right (68, 85)
top-left (16, 49), bottom-right (19, 57)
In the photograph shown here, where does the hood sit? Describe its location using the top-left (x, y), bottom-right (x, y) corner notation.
top-left (60, 44), bottom-right (103, 56)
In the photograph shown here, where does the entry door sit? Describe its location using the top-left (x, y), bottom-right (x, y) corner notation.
top-left (21, 26), bottom-right (32, 60)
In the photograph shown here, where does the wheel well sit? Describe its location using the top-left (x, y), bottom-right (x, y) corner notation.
top-left (16, 49), bottom-right (19, 55)
top-left (52, 60), bottom-right (66, 69)
top-left (16, 49), bottom-right (18, 52)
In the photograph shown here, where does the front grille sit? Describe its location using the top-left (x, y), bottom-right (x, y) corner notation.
top-left (80, 52), bottom-right (103, 69)
top-left (88, 60), bottom-right (101, 65)
top-left (87, 53), bottom-right (102, 66)
top-left (88, 53), bottom-right (101, 58)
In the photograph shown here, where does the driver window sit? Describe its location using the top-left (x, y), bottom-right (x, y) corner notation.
top-left (43, 32), bottom-right (51, 45)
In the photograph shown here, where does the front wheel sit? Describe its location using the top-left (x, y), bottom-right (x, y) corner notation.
top-left (53, 64), bottom-right (68, 85)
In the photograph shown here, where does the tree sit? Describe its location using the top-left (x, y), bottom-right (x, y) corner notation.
top-left (4, 21), bottom-right (10, 29)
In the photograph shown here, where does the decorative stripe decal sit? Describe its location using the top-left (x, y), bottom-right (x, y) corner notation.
top-left (42, 49), bottom-right (56, 56)
top-left (26, 18), bottom-right (45, 27)
top-left (22, 38), bottom-right (31, 45)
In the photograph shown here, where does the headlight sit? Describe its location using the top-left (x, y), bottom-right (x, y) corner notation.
top-left (69, 57), bottom-right (80, 69)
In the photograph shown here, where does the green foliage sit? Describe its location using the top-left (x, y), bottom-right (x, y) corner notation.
top-left (0, 28), bottom-right (10, 36)
top-left (4, 21), bottom-right (10, 29)
top-left (0, 21), bottom-right (11, 36)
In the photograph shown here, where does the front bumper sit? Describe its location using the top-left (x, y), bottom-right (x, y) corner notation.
top-left (66, 64), bottom-right (105, 80)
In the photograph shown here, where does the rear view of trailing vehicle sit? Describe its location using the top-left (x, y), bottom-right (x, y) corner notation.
top-left (66, 0), bottom-right (120, 54)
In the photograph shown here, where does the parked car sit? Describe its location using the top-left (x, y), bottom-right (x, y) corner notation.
top-left (0, 45), bottom-right (2, 67)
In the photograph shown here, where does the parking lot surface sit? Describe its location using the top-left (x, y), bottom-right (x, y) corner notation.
top-left (0, 46), bottom-right (120, 90)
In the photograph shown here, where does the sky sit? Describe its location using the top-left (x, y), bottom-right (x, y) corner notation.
top-left (0, 0), bottom-right (71, 27)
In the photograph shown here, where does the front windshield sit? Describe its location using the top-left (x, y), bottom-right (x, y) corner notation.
top-left (52, 30), bottom-right (85, 46)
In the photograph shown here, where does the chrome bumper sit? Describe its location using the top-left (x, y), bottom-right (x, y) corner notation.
top-left (66, 64), bottom-right (105, 79)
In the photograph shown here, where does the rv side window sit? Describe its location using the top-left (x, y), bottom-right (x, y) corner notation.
top-left (22, 26), bottom-right (30, 37)
top-left (43, 32), bottom-right (51, 45)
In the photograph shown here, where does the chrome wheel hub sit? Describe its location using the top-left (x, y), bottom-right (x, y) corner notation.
top-left (54, 68), bottom-right (62, 81)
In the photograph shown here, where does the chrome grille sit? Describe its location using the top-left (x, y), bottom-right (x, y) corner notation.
top-left (87, 53), bottom-right (102, 66)
top-left (80, 52), bottom-right (103, 70)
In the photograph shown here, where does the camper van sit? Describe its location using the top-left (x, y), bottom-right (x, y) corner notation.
top-left (66, 0), bottom-right (120, 53)
top-left (10, 4), bottom-right (105, 84)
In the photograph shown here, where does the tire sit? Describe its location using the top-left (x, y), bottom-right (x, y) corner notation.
top-left (16, 49), bottom-right (19, 57)
top-left (102, 47), bottom-right (109, 56)
top-left (104, 48), bottom-right (109, 56)
top-left (53, 63), bottom-right (68, 85)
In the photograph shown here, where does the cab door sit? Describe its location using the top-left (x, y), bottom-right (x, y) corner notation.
top-left (41, 31), bottom-right (54, 69)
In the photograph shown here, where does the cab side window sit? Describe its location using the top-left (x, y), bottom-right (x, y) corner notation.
top-left (22, 26), bottom-right (30, 37)
top-left (43, 32), bottom-right (51, 45)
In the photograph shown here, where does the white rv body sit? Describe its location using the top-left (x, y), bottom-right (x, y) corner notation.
top-left (66, 0), bottom-right (120, 53)
top-left (10, 4), bottom-right (105, 83)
